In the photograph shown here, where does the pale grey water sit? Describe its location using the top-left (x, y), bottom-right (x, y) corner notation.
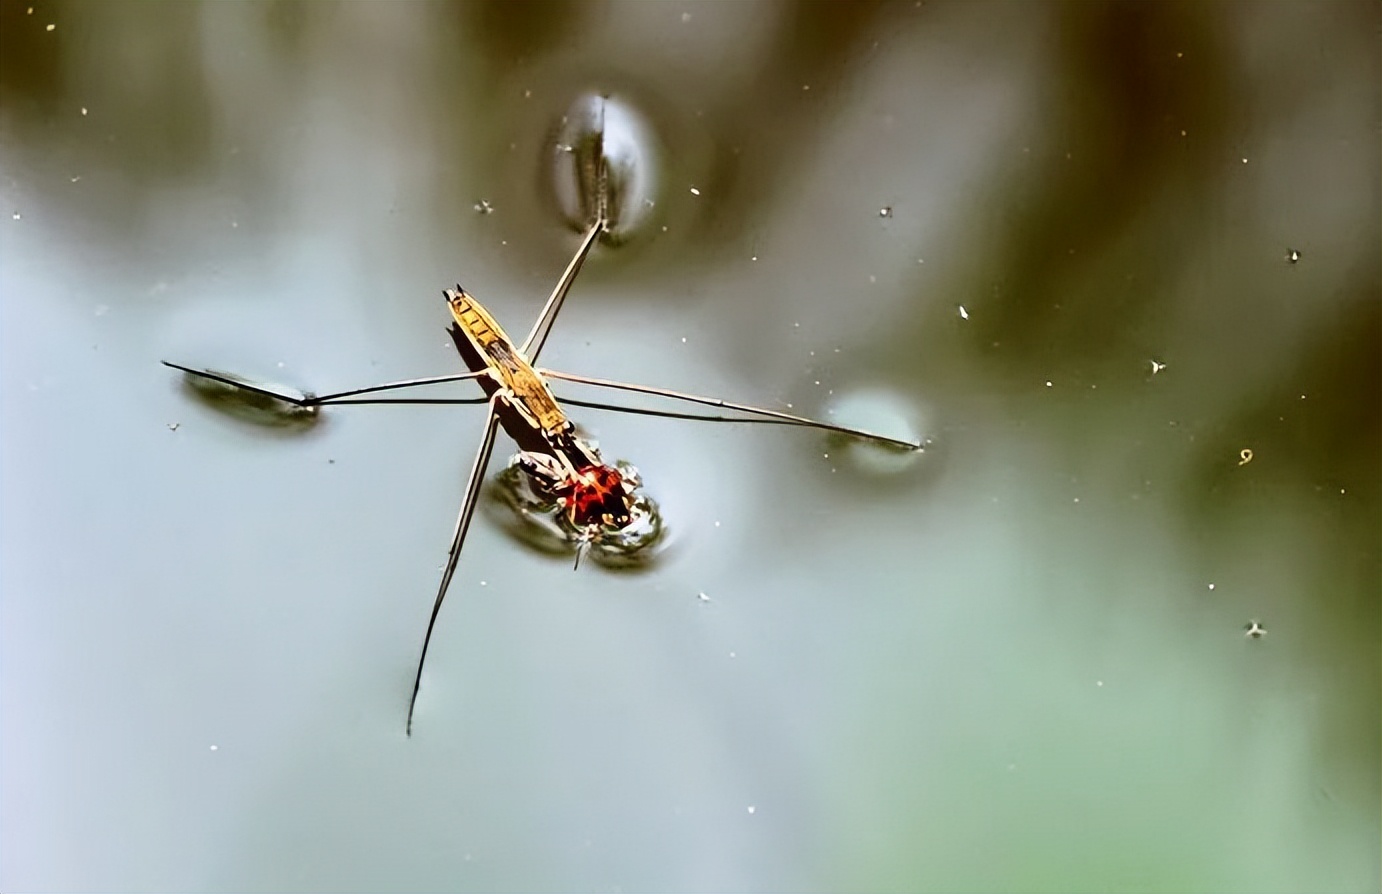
top-left (1, 3), bottom-right (1378, 892)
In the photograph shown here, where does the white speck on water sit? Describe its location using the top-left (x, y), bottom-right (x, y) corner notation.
top-left (697, 591), bottom-right (710, 602)
top-left (11, 212), bottom-right (19, 220)
top-left (746, 805), bottom-right (756, 814)
top-left (680, 337), bottom-right (687, 344)
top-left (689, 186), bottom-right (700, 196)
top-left (473, 199), bottom-right (493, 214)
top-left (729, 651), bottom-right (736, 659)
top-left (70, 176), bottom-right (80, 183)
top-left (209, 745), bottom-right (218, 751)
top-left (1208, 583), bottom-right (1216, 591)
top-left (81, 107), bottom-right (88, 115)
top-left (480, 581), bottom-right (487, 587)
top-left (1096, 680), bottom-right (1104, 687)
top-left (1045, 381), bottom-right (1053, 387)
top-left (958, 305), bottom-right (969, 320)
top-left (879, 206), bottom-right (892, 218)
top-left (750, 255), bottom-right (758, 261)
top-left (1244, 620), bottom-right (1267, 639)
top-left (1150, 359), bottom-right (1167, 374)
top-left (681, 11), bottom-right (692, 22)
top-left (713, 520), bottom-right (721, 528)
top-left (1286, 249), bottom-right (1301, 263)
top-left (46, 23), bottom-right (55, 31)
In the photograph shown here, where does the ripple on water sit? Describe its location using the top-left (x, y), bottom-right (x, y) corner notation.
top-left (824, 386), bottom-right (930, 475)
top-left (550, 92), bottom-right (659, 243)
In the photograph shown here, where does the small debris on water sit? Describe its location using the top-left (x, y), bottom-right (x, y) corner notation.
top-left (958, 305), bottom-right (969, 320)
top-left (209, 744), bottom-right (218, 751)
top-left (1244, 620), bottom-right (1266, 639)
top-left (1150, 359), bottom-right (1167, 374)
top-left (167, 422), bottom-right (180, 431)
top-left (1208, 583), bottom-right (1216, 591)
top-left (1286, 249), bottom-right (1301, 264)
top-left (879, 206), bottom-right (892, 218)
top-left (473, 200), bottom-right (493, 214)
top-left (746, 805), bottom-right (756, 815)
top-left (697, 591), bottom-right (710, 602)
top-left (1238, 448), bottom-right (1253, 466)
top-left (689, 186), bottom-right (700, 196)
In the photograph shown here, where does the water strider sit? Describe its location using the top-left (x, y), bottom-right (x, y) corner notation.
top-left (166, 141), bottom-right (922, 736)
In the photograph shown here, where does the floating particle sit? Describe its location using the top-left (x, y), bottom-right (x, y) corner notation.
top-left (167, 422), bottom-right (180, 432)
top-left (1150, 359), bottom-right (1167, 374)
top-left (689, 186), bottom-right (700, 196)
top-left (1286, 249), bottom-right (1301, 263)
top-left (958, 305), bottom-right (969, 320)
top-left (879, 206), bottom-right (892, 218)
top-left (1238, 448), bottom-right (1253, 466)
top-left (473, 200), bottom-right (493, 214)
top-left (1244, 620), bottom-right (1266, 639)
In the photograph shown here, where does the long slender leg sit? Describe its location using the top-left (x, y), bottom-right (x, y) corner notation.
top-left (312, 371), bottom-right (488, 404)
top-left (406, 393), bottom-right (506, 737)
top-left (163, 361), bottom-right (489, 406)
top-left (519, 215), bottom-right (606, 363)
top-left (539, 369), bottom-right (922, 451)
top-left (554, 394), bottom-right (833, 425)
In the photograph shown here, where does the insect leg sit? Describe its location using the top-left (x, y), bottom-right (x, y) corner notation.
top-left (163, 361), bottom-right (490, 406)
top-left (406, 391), bottom-right (506, 737)
top-left (539, 369), bottom-right (922, 451)
top-left (519, 214), bottom-right (606, 363)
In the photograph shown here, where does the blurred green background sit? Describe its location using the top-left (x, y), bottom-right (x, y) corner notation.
top-left (1, 2), bottom-right (1377, 891)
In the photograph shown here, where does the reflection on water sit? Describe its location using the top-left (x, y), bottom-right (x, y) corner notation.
top-left (177, 367), bottom-right (320, 430)
top-left (550, 92), bottom-right (660, 244)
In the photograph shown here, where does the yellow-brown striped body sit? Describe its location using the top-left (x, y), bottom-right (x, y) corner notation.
top-left (445, 287), bottom-right (569, 436)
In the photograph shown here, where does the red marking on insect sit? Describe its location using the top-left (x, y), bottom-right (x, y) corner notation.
top-left (557, 464), bottom-right (632, 528)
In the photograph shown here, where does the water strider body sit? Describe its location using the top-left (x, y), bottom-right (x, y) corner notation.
top-left (165, 214), bottom-right (922, 735)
